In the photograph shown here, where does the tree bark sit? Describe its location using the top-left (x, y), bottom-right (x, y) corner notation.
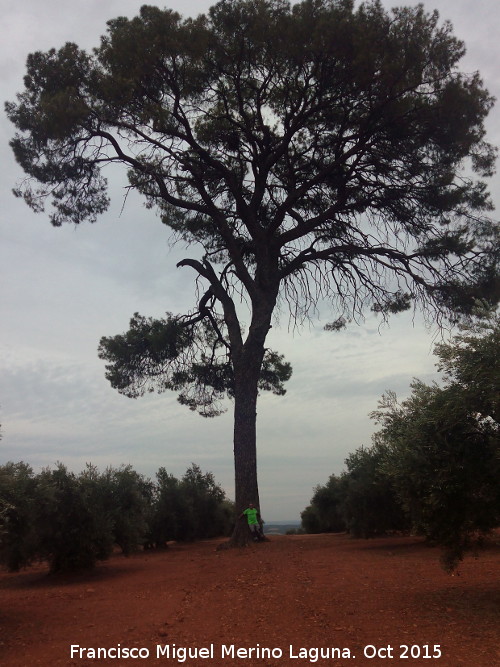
top-left (230, 367), bottom-right (261, 546)
top-left (225, 299), bottom-right (275, 547)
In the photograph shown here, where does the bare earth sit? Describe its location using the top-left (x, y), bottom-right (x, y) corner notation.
top-left (0, 533), bottom-right (499, 666)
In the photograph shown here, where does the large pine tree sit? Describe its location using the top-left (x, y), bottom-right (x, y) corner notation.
top-left (7, 0), bottom-right (499, 544)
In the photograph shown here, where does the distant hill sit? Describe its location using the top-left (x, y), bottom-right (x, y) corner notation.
top-left (263, 521), bottom-right (301, 535)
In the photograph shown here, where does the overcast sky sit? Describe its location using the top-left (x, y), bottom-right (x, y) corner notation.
top-left (1, 0), bottom-right (499, 521)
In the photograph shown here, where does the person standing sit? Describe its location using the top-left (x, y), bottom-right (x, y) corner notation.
top-left (240, 503), bottom-right (264, 541)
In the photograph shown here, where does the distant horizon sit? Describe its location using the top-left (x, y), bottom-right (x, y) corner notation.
top-left (265, 520), bottom-right (301, 526)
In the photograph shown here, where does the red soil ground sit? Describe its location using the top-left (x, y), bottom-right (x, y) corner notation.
top-left (0, 533), bottom-right (499, 666)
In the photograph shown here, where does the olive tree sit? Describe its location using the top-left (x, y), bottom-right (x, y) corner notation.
top-left (372, 315), bottom-right (499, 569)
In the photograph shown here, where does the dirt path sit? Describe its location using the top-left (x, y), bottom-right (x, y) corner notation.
top-left (0, 533), bottom-right (499, 666)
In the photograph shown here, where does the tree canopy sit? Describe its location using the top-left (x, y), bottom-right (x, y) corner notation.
top-left (7, 0), bottom-right (499, 543)
top-left (0, 461), bottom-right (232, 572)
top-left (303, 313), bottom-right (499, 570)
top-left (372, 314), bottom-right (499, 569)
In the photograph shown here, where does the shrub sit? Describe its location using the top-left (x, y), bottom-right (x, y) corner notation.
top-left (0, 462), bottom-right (39, 571)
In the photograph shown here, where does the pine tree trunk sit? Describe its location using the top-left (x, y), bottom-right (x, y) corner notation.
top-left (226, 325), bottom-right (270, 547)
top-left (229, 370), bottom-right (261, 546)
top-left (223, 290), bottom-right (277, 548)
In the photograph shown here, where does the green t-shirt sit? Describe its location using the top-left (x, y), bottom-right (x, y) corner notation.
top-left (243, 508), bottom-right (259, 525)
